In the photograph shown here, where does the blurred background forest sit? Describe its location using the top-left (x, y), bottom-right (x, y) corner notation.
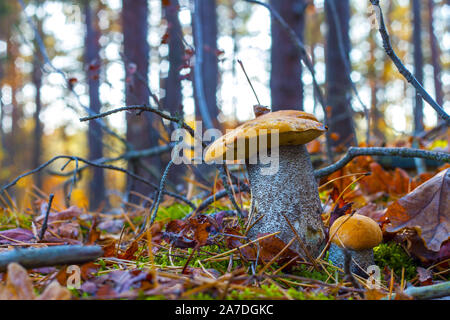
top-left (0, 0), bottom-right (448, 212)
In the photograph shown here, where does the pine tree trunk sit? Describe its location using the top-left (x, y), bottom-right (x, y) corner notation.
top-left (193, 0), bottom-right (219, 126)
top-left (122, 0), bottom-right (160, 202)
top-left (32, 56), bottom-right (43, 188)
top-left (270, 0), bottom-right (305, 111)
top-left (325, 0), bottom-right (356, 148)
top-left (84, 1), bottom-right (105, 210)
top-left (162, 0), bottom-right (185, 187)
top-left (427, 0), bottom-right (444, 112)
top-left (412, 0), bottom-right (424, 134)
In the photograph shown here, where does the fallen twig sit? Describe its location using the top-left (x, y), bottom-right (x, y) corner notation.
top-left (196, 185), bottom-right (250, 213)
top-left (384, 281), bottom-right (450, 300)
top-left (0, 245), bottom-right (103, 272)
top-left (314, 147), bottom-right (450, 178)
top-left (38, 194), bottom-right (54, 241)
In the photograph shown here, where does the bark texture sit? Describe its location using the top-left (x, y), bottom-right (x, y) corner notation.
top-left (412, 0), bottom-right (424, 133)
top-left (85, 1), bottom-right (105, 210)
top-left (162, 0), bottom-right (185, 186)
top-left (246, 145), bottom-right (325, 257)
top-left (270, 0), bottom-right (305, 111)
top-left (193, 0), bottom-right (219, 125)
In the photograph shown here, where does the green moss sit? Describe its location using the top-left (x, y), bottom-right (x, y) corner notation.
top-left (156, 204), bottom-right (192, 221)
top-left (227, 284), bottom-right (284, 300)
top-left (291, 263), bottom-right (335, 283)
top-left (374, 242), bottom-right (416, 280)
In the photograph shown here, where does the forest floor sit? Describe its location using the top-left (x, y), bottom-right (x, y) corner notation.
top-left (0, 152), bottom-right (449, 300)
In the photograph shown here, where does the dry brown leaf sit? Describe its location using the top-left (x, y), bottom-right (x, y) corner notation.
top-left (0, 263), bottom-right (35, 300)
top-left (386, 169), bottom-right (449, 252)
top-left (364, 288), bottom-right (387, 300)
top-left (416, 267), bottom-right (433, 285)
top-left (37, 280), bottom-right (71, 300)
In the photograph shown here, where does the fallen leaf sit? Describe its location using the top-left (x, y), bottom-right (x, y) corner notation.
top-left (0, 263), bottom-right (35, 300)
top-left (0, 228), bottom-right (34, 244)
top-left (357, 203), bottom-right (386, 223)
top-left (416, 267), bottom-right (433, 286)
top-left (118, 240), bottom-right (139, 260)
top-left (386, 169), bottom-right (449, 251)
top-left (37, 280), bottom-right (71, 300)
top-left (365, 288), bottom-right (387, 300)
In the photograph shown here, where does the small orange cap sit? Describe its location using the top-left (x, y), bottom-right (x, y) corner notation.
top-left (329, 214), bottom-right (383, 250)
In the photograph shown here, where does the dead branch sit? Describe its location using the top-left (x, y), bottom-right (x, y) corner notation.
top-left (196, 184), bottom-right (251, 213)
top-left (38, 194), bottom-right (54, 241)
top-left (0, 155), bottom-right (196, 209)
top-left (81, 105), bottom-right (244, 216)
top-left (370, 0), bottom-right (449, 124)
top-left (384, 281), bottom-right (450, 300)
top-left (314, 147), bottom-right (450, 178)
top-left (0, 245), bottom-right (103, 272)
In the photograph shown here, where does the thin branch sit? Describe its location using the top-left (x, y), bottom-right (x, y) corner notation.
top-left (314, 147), bottom-right (450, 178)
top-left (80, 105), bottom-right (195, 138)
top-left (149, 159), bottom-right (174, 226)
top-left (0, 245), bottom-right (103, 272)
top-left (370, 0), bottom-right (449, 124)
top-left (47, 143), bottom-right (174, 178)
top-left (0, 155), bottom-right (196, 209)
top-left (81, 105), bottom-right (243, 217)
top-left (196, 184), bottom-right (250, 213)
top-left (38, 194), bottom-right (54, 241)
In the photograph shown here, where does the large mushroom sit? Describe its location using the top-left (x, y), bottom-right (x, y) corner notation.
top-left (328, 214), bottom-right (383, 276)
top-left (204, 109), bottom-right (327, 257)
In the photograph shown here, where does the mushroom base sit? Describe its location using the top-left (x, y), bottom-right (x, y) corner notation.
top-left (328, 243), bottom-right (375, 277)
top-left (246, 144), bottom-right (326, 257)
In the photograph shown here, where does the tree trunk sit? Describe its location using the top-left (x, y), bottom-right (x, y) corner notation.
top-left (31, 15), bottom-right (44, 189)
top-left (412, 0), bottom-right (424, 134)
top-left (122, 0), bottom-right (160, 202)
top-left (427, 0), bottom-right (444, 113)
top-left (325, 0), bottom-right (356, 148)
top-left (412, 0), bottom-right (426, 173)
top-left (270, 0), bottom-right (305, 111)
top-left (369, 32), bottom-right (384, 142)
top-left (162, 0), bottom-right (185, 187)
top-left (84, 1), bottom-right (105, 210)
top-left (32, 56), bottom-right (43, 188)
top-left (192, 0), bottom-right (219, 127)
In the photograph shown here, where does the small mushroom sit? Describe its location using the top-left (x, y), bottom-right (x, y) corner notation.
top-left (204, 110), bottom-right (327, 257)
top-left (328, 214), bottom-right (383, 276)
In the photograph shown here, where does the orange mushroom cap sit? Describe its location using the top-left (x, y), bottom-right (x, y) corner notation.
top-left (204, 110), bottom-right (327, 163)
top-left (329, 214), bottom-right (383, 251)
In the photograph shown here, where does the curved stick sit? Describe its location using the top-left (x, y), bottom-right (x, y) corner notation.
top-left (314, 147), bottom-right (450, 178)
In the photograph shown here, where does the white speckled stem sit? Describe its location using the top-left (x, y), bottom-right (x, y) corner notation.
top-left (328, 243), bottom-right (375, 277)
top-left (246, 144), bottom-right (326, 257)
